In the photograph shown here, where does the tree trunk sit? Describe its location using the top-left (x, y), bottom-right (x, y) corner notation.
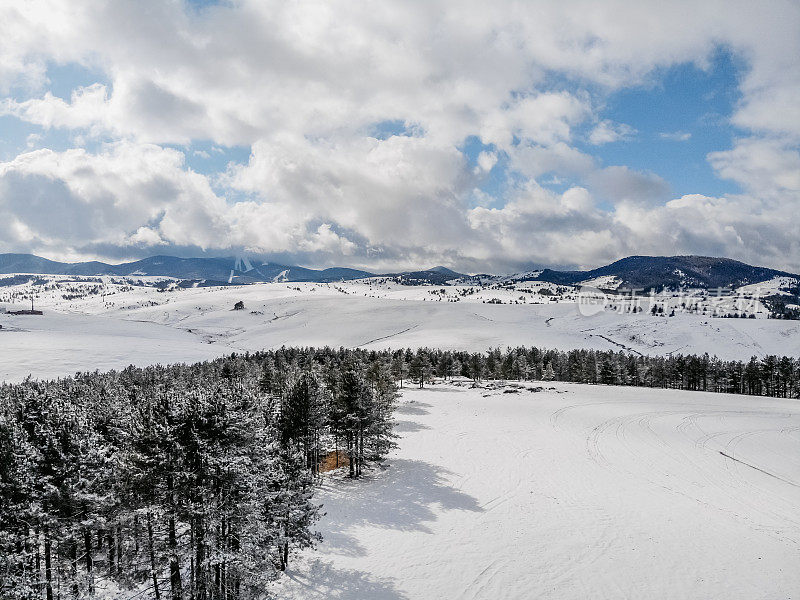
top-left (147, 512), bottom-right (161, 600)
top-left (358, 422), bottom-right (364, 477)
top-left (69, 536), bottom-right (79, 598)
top-left (44, 528), bottom-right (53, 600)
top-left (195, 514), bottom-right (206, 600)
top-left (220, 516), bottom-right (227, 600)
top-left (116, 522), bottom-right (123, 576)
top-left (134, 513), bottom-right (141, 556)
top-left (84, 528), bottom-right (94, 595)
top-left (189, 520), bottom-right (195, 600)
top-left (168, 512), bottom-right (183, 600)
top-left (167, 476), bottom-right (183, 600)
top-left (280, 517), bottom-right (289, 572)
top-left (227, 523), bottom-right (239, 600)
top-left (214, 521), bottom-right (221, 598)
top-left (107, 528), bottom-right (116, 576)
top-left (34, 528), bottom-right (41, 595)
top-left (348, 432), bottom-right (355, 478)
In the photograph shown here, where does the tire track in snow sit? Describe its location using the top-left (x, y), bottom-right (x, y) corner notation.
top-left (356, 324), bottom-right (419, 347)
top-left (719, 451), bottom-right (800, 488)
top-left (584, 405), bottom-right (800, 546)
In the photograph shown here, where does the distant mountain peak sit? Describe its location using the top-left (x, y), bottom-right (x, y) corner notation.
top-left (426, 266), bottom-right (461, 275)
top-left (524, 255), bottom-right (797, 291)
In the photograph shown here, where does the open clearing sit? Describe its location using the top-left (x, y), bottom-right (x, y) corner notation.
top-left (272, 382), bottom-right (800, 600)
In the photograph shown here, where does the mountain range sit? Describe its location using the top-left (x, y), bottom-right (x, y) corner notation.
top-left (0, 253), bottom-right (455, 285)
top-left (0, 253), bottom-right (797, 291)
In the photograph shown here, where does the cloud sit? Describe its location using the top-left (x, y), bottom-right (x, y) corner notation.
top-left (476, 151), bottom-right (498, 172)
top-left (1, 141), bottom-right (797, 273)
top-left (25, 133), bottom-right (41, 148)
top-left (708, 137), bottom-right (800, 195)
top-left (1, 84), bottom-right (110, 133)
top-left (587, 166), bottom-right (671, 204)
top-left (0, 143), bottom-right (231, 254)
top-left (659, 131), bottom-right (692, 141)
top-left (589, 120), bottom-right (636, 145)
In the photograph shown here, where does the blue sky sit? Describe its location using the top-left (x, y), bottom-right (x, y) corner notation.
top-left (1, 1), bottom-right (798, 272)
top-left (588, 50), bottom-right (743, 198)
top-left (457, 49), bottom-right (746, 205)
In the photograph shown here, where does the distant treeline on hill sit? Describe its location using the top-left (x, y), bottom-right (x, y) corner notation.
top-left (1, 345), bottom-right (798, 599)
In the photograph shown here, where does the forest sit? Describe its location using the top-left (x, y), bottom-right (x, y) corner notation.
top-left (0, 348), bottom-right (398, 600)
top-left (1, 345), bottom-right (798, 599)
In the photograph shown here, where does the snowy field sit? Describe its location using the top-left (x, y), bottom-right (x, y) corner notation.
top-left (272, 381), bottom-right (800, 600)
top-left (2, 277), bottom-right (799, 383)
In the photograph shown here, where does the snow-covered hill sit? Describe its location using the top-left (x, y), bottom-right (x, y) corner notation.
top-left (528, 255), bottom-right (799, 290)
top-left (271, 381), bottom-right (800, 599)
top-left (1, 275), bottom-right (799, 383)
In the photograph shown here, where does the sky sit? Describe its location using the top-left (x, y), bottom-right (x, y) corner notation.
top-left (0, 1), bottom-right (799, 274)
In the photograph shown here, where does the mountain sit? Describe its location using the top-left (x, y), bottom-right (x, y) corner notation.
top-left (0, 253), bottom-right (471, 284)
top-left (250, 264), bottom-right (375, 283)
top-left (0, 253), bottom-right (119, 276)
top-left (1, 253), bottom-right (795, 290)
top-left (382, 267), bottom-right (467, 285)
top-left (0, 253), bottom-right (375, 284)
top-left (527, 256), bottom-right (798, 291)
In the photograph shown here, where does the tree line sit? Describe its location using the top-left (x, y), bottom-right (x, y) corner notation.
top-left (399, 346), bottom-right (800, 398)
top-left (0, 348), bottom-right (398, 600)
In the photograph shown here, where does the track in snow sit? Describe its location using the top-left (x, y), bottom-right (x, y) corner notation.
top-left (272, 382), bottom-right (800, 600)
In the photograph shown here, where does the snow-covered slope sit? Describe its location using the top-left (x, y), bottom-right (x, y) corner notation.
top-left (271, 382), bottom-right (800, 600)
top-left (2, 277), bottom-right (799, 383)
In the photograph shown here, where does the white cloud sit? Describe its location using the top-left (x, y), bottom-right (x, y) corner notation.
top-left (708, 137), bottom-right (800, 195)
top-left (1, 84), bottom-right (110, 133)
top-left (587, 166), bottom-right (671, 204)
top-left (0, 143), bottom-right (231, 253)
top-left (25, 133), bottom-right (41, 148)
top-left (659, 131), bottom-right (692, 141)
top-left (589, 120), bottom-right (636, 145)
top-left (476, 151), bottom-right (498, 172)
top-left (127, 226), bottom-right (165, 247)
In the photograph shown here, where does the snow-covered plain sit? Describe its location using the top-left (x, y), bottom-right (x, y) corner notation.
top-left (272, 381), bottom-right (800, 600)
top-left (2, 276), bottom-right (799, 382)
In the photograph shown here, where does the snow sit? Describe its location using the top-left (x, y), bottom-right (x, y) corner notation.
top-left (2, 277), bottom-right (799, 383)
top-left (272, 381), bottom-right (800, 599)
top-left (737, 276), bottom-right (799, 296)
top-left (578, 275), bottom-right (622, 290)
top-left (0, 311), bottom-right (224, 382)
